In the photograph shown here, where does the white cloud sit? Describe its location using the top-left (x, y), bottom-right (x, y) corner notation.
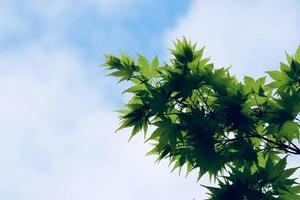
top-left (0, 43), bottom-right (209, 199)
top-left (0, 0), bottom-right (212, 198)
top-left (165, 0), bottom-right (300, 79)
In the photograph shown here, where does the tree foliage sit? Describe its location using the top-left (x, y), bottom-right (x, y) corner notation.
top-left (103, 38), bottom-right (300, 199)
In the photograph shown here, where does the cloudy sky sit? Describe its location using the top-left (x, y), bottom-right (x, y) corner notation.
top-left (0, 0), bottom-right (299, 199)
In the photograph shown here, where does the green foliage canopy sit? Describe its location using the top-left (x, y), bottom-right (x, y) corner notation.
top-left (103, 38), bottom-right (300, 199)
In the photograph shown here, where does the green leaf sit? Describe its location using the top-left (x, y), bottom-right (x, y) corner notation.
top-left (289, 185), bottom-right (300, 194)
top-left (138, 54), bottom-right (151, 78)
top-left (286, 51), bottom-right (293, 64)
top-left (146, 146), bottom-right (159, 156)
top-left (256, 77), bottom-right (266, 85)
top-left (280, 62), bottom-right (290, 72)
top-left (122, 85), bottom-right (145, 94)
top-left (279, 121), bottom-right (299, 141)
top-left (151, 55), bottom-right (159, 68)
top-left (274, 157), bottom-right (287, 175)
top-left (120, 53), bottom-right (134, 66)
top-left (265, 155), bottom-right (275, 175)
top-left (281, 167), bottom-right (299, 179)
top-left (266, 70), bottom-right (285, 80)
top-left (295, 46), bottom-right (300, 63)
top-left (137, 54), bottom-right (160, 79)
top-left (128, 122), bottom-right (143, 141)
top-left (145, 127), bottom-right (166, 142)
top-left (244, 76), bottom-right (255, 86)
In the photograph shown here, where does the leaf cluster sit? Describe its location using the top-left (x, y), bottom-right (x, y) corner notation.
top-left (103, 38), bottom-right (300, 199)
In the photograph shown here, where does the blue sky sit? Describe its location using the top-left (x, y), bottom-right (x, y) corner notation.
top-left (0, 0), bottom-right (299, 199)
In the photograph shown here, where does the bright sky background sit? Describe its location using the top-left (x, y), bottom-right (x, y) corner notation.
top-left (0, 0), bottom-right (300, 199)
